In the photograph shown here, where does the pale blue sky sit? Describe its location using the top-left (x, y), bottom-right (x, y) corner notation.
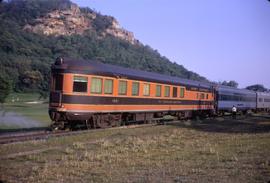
top-left (74, 0), bottom-right (270, 88)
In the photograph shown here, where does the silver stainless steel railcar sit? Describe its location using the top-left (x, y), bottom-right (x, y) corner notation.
top-left (216, 85), bottom-right (256, 113)
top-left (256, 92), bottom-right (270, 111)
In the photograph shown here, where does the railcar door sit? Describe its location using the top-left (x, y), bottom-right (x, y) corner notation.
top-left (49, 74), bottom-right (63, 107)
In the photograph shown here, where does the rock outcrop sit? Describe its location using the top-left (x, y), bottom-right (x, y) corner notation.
top-left (105, 19), bottom-right (139, 44)
top-left (23, 3), bottom-right (138, 44)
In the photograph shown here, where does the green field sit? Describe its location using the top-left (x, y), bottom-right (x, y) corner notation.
top-left (0, 93), bottom-right (51, 129)
top-left (0, 116), bottom-right (269, 183)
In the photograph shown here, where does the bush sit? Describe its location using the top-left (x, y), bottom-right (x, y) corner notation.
top-left (0, 74), bottom-right (11, 103)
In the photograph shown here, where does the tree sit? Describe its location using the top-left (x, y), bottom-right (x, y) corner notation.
top-left (18, 70), bottom-right (44, 92)
top-left (221, 80), bottom-right (238, 88)
top-left (0, 75), bottom-right (11, 104)
top-left (246, 84), bottom-right (268, 92)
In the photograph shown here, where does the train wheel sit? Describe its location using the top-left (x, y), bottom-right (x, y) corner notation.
top-left (94, 114), bottom-right (112, 128)
top-left (110, 114), bottom-right (121, 127)
top-left (50, 121), bottom-right (65, 131)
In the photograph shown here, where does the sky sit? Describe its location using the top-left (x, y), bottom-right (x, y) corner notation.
top-left (73, 0), bottom-right (270, 89)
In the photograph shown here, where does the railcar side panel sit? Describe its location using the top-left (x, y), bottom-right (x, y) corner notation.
top-left (49, 58), bottom-right (215, 126)
top-left (217, 86), bottom-right (256, 112)
top-left (257, 92), bottom-right (270, 110)
top-left (50, 73), bottom-right (214, 116)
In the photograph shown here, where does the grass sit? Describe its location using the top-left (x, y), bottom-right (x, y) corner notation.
top-left (0, 93), bottom-right (50, 129)
top-left (0, 116), bottom-right (270, 183)
top-left (6, 93), bottom-right (42, 103)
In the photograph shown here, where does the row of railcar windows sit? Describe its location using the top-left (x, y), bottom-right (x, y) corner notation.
top-left (72, 76), bottom-right (186, 98)
top-left (259, 98), bottom-right (270, 103)
top-left (265, 99), bottom-right (270, 103)
top-left (219, 94), bottom-right (256, 102)
top-left (196, 93), bottom-right (209, 100)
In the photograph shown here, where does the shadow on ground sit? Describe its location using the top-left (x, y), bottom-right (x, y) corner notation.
top-left (168, 115), bottom-right (270, 134)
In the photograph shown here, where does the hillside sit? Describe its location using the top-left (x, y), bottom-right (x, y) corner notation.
top-left (0, 0), bottom-right (207, 95)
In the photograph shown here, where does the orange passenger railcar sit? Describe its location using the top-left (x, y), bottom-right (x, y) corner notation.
top-left (49, 58), bottom-right (215, 128)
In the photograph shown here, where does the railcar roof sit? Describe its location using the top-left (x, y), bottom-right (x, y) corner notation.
top-left (217, 85), bottom-right (256, 95)
top-left (257, 91), bottom-right (270, 96)
top-left (54, 58), bottom-right (214, 89)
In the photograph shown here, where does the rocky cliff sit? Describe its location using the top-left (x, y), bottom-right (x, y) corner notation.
top-left (23, 3), bottom-right (139, 44)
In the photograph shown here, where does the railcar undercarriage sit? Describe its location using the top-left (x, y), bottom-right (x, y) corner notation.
top-left (49, 109), bottom-right (214, 130)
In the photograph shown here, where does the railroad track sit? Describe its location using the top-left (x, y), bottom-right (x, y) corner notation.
top-left (1, 114), bottom-right (269, 145)
top-left (0, 130), bottom-right (73, 144)
top-left (0, 123), bottom-right (158, 145)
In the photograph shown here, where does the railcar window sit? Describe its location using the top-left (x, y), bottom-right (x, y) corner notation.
top-left (173, 87), bottom-right (178, 98)
top-left (180, 88), bottom-right (185, 98)
top-left (54, 74), bottom-right (63, 91)
top-left (156, 85), bottom-right (161, 97)
top-left (197, 93), bottom-right (199, 99)
top-left (91, 77), bottom-right (102, 94)
top-left (218, 95), bottom-right (222, 100)
top-left (143, 83), bottom-right (150, 96)
top-left (201, 93), bottom-right (205, 99)
top-left (118, 80), bottom-right (127, 95)
top-left (265, 99), bottom-right (270, 102)
top-left (73, 76), bottom-right (88, 93)
top-left (238, 96), bottom-right (242, 101)
top-left (259, 98), bottom-right (263, 102)
top-left (206, 94), bottom-right (208, 99)
top-left (164, 86), bottom-right (170, 97)
top-left (104, 79), bottom-right (113, 94)
top-left (132, 82), bottom-right (139, 96)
